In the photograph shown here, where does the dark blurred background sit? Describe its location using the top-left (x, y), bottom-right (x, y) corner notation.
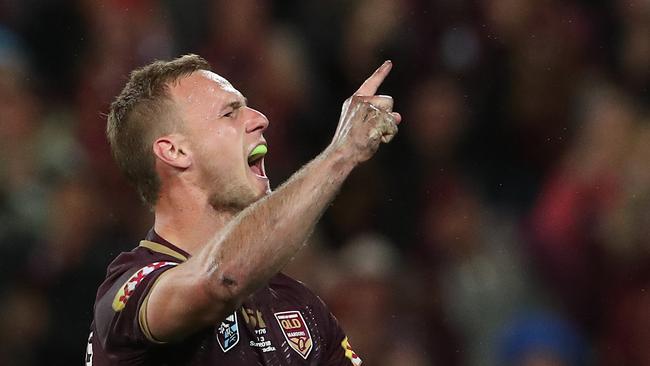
top-left (0, 0), bottom-right (649, 365)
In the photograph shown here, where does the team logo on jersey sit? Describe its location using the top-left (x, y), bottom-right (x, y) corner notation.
top-left (112, 261), bottom-right (178, 311)
top-left (217, 312), bottom-right (240, 352)
top-left (274, 310), bottom-right (313, 359)
top-left (341, 336), bottom-right (362, 365)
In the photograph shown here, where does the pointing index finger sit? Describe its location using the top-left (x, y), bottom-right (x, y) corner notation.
top-left (355, 60), bottom-right (392, 96)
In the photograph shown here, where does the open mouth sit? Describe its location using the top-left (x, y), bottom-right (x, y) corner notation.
top-left (247, 144), bottom-right (267, 177)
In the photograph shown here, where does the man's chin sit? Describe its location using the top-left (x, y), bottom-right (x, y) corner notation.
top-left (252, 177), bottom-right (272, 197)
top-left (252, 185), bottom-right (272, 201)
top-left (241, 187), bottom-right (271, 209)
top-left (208, 184), bottom-right (270, 213)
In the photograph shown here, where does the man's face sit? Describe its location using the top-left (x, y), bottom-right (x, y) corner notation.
top-left (169, 70), bottom-right (271, 211)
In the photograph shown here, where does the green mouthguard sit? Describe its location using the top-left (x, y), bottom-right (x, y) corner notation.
top-left (248, 145), bottom-right (268, 161)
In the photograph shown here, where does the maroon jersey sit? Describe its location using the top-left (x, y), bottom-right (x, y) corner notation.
top-left (86, 231), bottom-right (362, 366)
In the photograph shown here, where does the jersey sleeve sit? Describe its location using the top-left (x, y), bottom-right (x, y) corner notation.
top-left (319, 299), bottom-right (363, 366)
top-left (93, 261), bottom-right (178, 357)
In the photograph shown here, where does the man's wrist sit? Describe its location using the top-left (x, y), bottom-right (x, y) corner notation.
top-left (322, 144), bottom-right (357, 178)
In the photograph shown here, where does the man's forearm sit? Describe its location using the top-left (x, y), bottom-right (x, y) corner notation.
top-left (143, 62), bottom-right (397, 343)
top-left (198, 145), bottom-right (354, 300)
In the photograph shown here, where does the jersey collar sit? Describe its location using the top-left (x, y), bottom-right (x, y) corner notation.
top-left (139, 229), bottom-right (191, 262)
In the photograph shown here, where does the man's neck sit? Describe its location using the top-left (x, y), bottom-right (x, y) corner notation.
top-left (153, 191), bottom-right (238, 256)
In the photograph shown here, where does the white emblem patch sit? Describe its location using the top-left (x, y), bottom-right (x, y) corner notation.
top-left (217, 312), bottom-right (240, 352)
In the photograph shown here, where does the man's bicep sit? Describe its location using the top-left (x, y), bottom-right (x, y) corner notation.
top-left (144, 262), bottom-right (234, 342)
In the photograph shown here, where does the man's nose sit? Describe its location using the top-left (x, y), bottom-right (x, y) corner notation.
top-left (244, 107), bottom-right (269, 134)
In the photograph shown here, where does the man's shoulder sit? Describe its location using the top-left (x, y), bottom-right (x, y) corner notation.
top-left (102, 242), bottom-right (183, 285)
top-left (269, 272), bottom-right (311, 292)
top-left (267, 273), bottom-right (329, 309)
top-left (95, 240), bottom-right (183, 311)
top-left (104, 247), bottom-right (151, 278)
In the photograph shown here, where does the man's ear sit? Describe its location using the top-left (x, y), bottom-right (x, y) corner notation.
top-left (153, 135), bottom-right (192, 169)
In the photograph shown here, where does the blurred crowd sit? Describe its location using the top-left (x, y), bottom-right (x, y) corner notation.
top-left (0, 0), bottom-right (648, 365)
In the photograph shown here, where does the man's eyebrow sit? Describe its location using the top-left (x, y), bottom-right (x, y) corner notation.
top-left (223, 97), bottom-right (248, 111)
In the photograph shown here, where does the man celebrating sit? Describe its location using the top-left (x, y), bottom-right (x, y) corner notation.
top-left (86, 54), bottom-right (400, 365)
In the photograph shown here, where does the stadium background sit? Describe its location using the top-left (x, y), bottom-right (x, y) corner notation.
top-left (0, 0), bottom-right (649, 365)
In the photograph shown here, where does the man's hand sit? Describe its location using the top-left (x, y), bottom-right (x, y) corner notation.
top-left (330, 61), bottom-right (402, 164)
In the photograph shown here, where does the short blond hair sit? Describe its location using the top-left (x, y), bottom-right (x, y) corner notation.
top-left (106, 54), bottom-right (211, 206)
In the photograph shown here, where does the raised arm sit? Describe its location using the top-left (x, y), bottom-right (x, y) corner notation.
top-left (145, 61), bottom-right (401, 342)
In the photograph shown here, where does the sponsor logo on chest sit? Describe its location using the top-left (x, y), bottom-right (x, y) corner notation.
top-left (241, 307), bottom-right (277, 353)
top-left (274, 310), bottom-right (313, 359)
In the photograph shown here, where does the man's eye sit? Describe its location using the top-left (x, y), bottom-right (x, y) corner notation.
top-left (223, 110), bottom-right (234, 118)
